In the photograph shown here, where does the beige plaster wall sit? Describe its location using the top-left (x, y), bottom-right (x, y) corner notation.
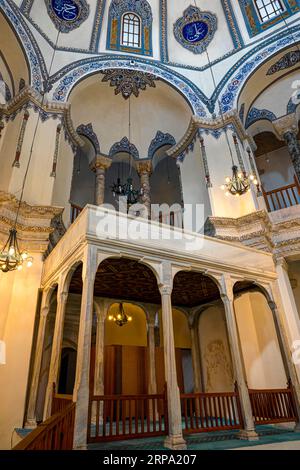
top-left (0, 255), bottom-right (43, 450)
top-left (198, 304), bottom-right (234, 393)
top-left (235, 291), bottom-right (287, 389)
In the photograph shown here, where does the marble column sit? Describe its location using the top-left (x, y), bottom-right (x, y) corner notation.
top-left (93, 300), bottom-right (107, 396)
top-left (90, 155), bottom-right (112, 206)
top-left (283, 130), bottom-right (300, 182)
top-left (73, 245), bottom-right (98, 450)
top-left (25, 289), bottom-right (52, 428)
top-left (147, 308), bottom-right (157, 395)
top-left (267, 295), bottom-right (300, 430)
top-left (221, 274), bottom-right (258, 440)
top-left (275, 258), bottom-right (300, 363)
top-left (136, 160), bottom-right (152, 218)
top-left (160, 284), bottom-right (186, 450)
top-left (189, 320), bottom-right (202, 393)
top-left (43, 283), bottom-right (69, 421)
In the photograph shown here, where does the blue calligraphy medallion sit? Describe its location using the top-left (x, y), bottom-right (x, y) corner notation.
top-left (51, 0), bottom-right (79, 21)
top-left (45, 0), bottom-right (89, 32)
top-left (174, 6), bottom-right (217, 54)
top-left (182, 21), bottom-right (209, 43)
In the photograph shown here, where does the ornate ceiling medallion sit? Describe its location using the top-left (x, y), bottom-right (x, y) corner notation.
top-left (174, 6), bottom-right (217, 54)
top-left (100, 69), bottom-right (158, 99)
top-left (45, 0), bottom-right (89, 33)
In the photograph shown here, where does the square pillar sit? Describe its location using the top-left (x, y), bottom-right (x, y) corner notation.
top-left (73, 245), bottom-right (98, 450)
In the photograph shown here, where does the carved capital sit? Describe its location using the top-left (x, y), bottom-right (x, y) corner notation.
top-left (159, 285), bottom-right (172, 296)
top-left (90, 155), bottom-right (112, 172)
top-left (136, 160), bottom-right (153, 176)
top-left (273, 114), bottom-right (298, 139)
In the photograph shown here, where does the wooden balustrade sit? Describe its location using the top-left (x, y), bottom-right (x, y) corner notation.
top-left (13, 402), bottom-right (76, 450)
top-left (263, 176), bottom-right (300, 212)
top-left (180, 388), bottom-right (243, 434)
top-left (249, 385), bottom-right (298, 425)
top-left (51, 391), bottom-right (73, 415)
top-left (88, 393), bottom-right (168, 442)
top-left (70, 203), bottom-right (83, 223)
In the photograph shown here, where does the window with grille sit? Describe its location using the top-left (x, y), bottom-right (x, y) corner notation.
top-left (255, 0), bottom-right (285, 22)
top-left (121, 13), bottom-right (141, 48)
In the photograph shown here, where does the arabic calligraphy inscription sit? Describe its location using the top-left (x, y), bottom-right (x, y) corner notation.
top-left (174, 6), bottom-right (217, 54)
top-left (45, 0), bottom-right (89, 32)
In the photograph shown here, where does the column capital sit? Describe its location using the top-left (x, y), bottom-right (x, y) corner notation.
top-left (136, 160), bottom-right (153, 176)
top-left (219, 273), bottom-right (234, 303)
top-left (275, 256), bottom-right (289, 271)
top-left (159, 284), bottom-right (172, 296)
top-left (90, 155), bottom-right (112, 172)
top-left (273, 114), bottom-right (298, 140)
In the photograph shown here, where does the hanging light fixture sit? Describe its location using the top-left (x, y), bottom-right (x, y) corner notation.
top-left (0, 229), bottom-right (33, 272)
top-left (0, 28), bottom-right (61, 273)
top-left (111, 96), bottom-right (143, 208)
top-left (108, 302), bottom-right (132, 327)
top-left (192, 0), bottom-right (255, 198)
top-left (220, 166), bottom-right (257, 197)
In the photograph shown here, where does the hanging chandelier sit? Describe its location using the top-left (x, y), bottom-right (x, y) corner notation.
top-left (111, 96), bottom-right (142, 208)
top-left (0, 229), bottom-right (33, 273)
top-left (221, 166), bottom-right (258, 197)
top-left (111, 176), bottom-right (143, 207)
top-left (108, 303), bottom-right (132, 327)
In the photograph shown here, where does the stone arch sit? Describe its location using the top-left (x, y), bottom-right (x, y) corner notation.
top-left (218, 32), bottom-right (300, 114)
top-left (0, 0), bottom-right (46, 90)
top-left (49, 57), bottom-right (207, 117)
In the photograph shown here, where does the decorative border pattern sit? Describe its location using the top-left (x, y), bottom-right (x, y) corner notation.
top-left (1, 0), bottom-right (47, 90)
top-left (90, 0), bottom-right (106, 52)
top-left (109, 136), bottom-right (139, 159)
top-left (173, 5), bottom-right (217, 55)
top-left (45, 0), bottom-right (90, 33)
top-left (219, 26), bottom-right (300, 113)
top-left (148, 131), bottom-right (176, 159)
top-left (49, 56), bottom-right (208, 117)
top-left (245, 107), bottom-right (277, 128)
top-left (77, 123), bottom-right (100, 153)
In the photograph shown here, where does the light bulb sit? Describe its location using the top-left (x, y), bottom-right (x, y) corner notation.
top-left (9, 246), bottom-right (15, 256)
top-left (21, 252), bottom-right (28, 260)
top-left (238, 173), bottom-right (242, 179)
top-left (117, 314), bottom-right (122, 320)
top-left (225, 177), bottom-right (230, 184)
top-left (225, 191), bottom-right (230, 197)
top-left (254, 179), bottom-right (258, 185)
top-left (108, 315), bottom-right (113, 321)
top-left (128, 316), bottom-right (132, 322)
top-left (250, 174), bottom-right (255, 181)
top-left (27, 260), bottom-right (33, 268)
top-left (220, 185), bottom-right (225, 191)
top-left (17, 264), bottom-right (23, 271)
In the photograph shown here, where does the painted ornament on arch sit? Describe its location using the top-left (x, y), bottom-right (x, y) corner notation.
top-left (45, 0), bottom-right (89, 32)
top-left (174, 6), bottom-right (217, 54)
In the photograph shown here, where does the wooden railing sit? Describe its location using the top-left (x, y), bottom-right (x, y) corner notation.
top-left (13, 402), bottom-right (76, 450)
top-left (88, 393), bottom-right (168, 442)
top-left (180, 387), bottom-right (243, 434)
top-left (249, 385), bottom-right (299, 425)
top-left (70, 203), bottom-right (83, 223)
top-left (51, 389), bottom-right (73, 415)
top-left (263, 176), bottom-right (300, 212)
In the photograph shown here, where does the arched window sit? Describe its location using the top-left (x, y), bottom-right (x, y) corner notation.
top-left (107, 0), bottom-right (153, 56)
top-left (254, 0), bottom-right (284, 23)
top-left (121, 13), bottom-right (141, 48)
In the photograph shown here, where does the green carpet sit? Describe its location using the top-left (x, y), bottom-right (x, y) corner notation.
top-left (88, 425), bottom-right (300, 450)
